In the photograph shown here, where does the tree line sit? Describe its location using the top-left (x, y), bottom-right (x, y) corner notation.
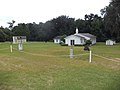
top-left (0, 0), bottom-right (120, 42)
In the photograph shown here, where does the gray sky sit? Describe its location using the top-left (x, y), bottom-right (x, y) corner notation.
top-left (0, 0), bottom-right (110, 27)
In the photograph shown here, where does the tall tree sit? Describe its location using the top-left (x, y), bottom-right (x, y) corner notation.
top-left (12, 23), bottom-right (30, 40)
top-left (76, 19), bottom-right (86, 33)
top-left (91, 15), bottom-right (106, 41)
top-left (0, 29), bottom-right (6, 42)
top-left (40, 21), bottom-right (55, 41)
top-left (51, 15), bottom-right (76, 36)
top-left (2, 28), bottom-right (11, 41)
top-left (27, 23), bottom-right (41, 41)
top-left (101, 0), bottom-right (120, 41)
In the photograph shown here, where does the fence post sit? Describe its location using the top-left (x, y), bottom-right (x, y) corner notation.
top-left (70, 47), bottom-right (73, 59)
top-left (89, 50), bottom-right (92, 63)
top-left (18, 37), bottom-right (23, 51)
top-left (10, 45), bottom-right (12, 52)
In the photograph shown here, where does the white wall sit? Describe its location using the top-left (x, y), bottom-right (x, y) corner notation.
top-left (65, 35), bottom-right (85, 46)
top-left (13, 37), bottom-right (17, 44)
top-left (106, 40), bottom-right (113, 45)
top-left (91, 38), bottom-right (96, 44)
top-left (54, 39), bottom-right (60, 43)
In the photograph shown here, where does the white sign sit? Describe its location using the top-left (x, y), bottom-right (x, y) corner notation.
top-left (18, 39), bottom-right (23, 50)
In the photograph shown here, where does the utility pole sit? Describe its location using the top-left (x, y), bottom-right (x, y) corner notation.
top-left (7, 20), bottom-right (15, 52)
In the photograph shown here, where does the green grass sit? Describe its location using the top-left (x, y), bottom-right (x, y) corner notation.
top-left (0, 42), bottom-right (120, 90)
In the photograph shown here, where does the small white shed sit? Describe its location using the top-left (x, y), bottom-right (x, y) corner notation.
top-left (106, 40), bottom-right (115, 45)
top-left (54, 36), bottom-right (62, 44)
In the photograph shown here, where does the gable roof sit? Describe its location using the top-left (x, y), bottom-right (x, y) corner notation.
top-left (54, 36), bottom-right (62, 39)
top-left (65, 33), bottom-right (96, 40)
top-left (13, 36), bottom-right (26, 39)
top-left (79, 33), bottom-right (96, 38)
top-left (106, 39), bottom-right (115, 42)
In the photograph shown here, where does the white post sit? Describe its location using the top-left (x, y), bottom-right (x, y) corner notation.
top-left (10, 45), bottom-right (12, 52)
top-left (70, 47), bottom-right (73, 59)
top-left (18, 43), bottom-right (23, 50)
top-left (89, 50), bottom-right (92, 63)
top-left (18, 39), bottom-right (23, 51)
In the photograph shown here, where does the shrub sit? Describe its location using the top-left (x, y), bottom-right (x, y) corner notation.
top-left (60, 43), bottom-right (68, 46)
top-left (85, 40), bottom-right (92, 45)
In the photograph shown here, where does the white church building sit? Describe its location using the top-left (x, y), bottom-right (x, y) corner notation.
top-left (64, 28), bottom-right (96, 46)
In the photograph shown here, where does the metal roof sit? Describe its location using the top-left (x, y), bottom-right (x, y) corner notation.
top-left (54, 36), bottom-right (62, 39)
top-left (76, 33), bottom-right (96, 38)
top-left (65, 33), bottom-right (96, 40)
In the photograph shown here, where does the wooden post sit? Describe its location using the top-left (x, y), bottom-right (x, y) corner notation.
top-left (89, 50), bottom-right (92, 63)
top-left (10, 45), bottom-right (12, 52)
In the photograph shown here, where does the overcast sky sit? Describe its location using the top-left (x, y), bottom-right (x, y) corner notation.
top-left (0, 0), bottom-right (110, 27)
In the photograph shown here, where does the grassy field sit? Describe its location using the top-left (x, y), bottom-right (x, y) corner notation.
top-left (0, 42), bottom-right (120, 90)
